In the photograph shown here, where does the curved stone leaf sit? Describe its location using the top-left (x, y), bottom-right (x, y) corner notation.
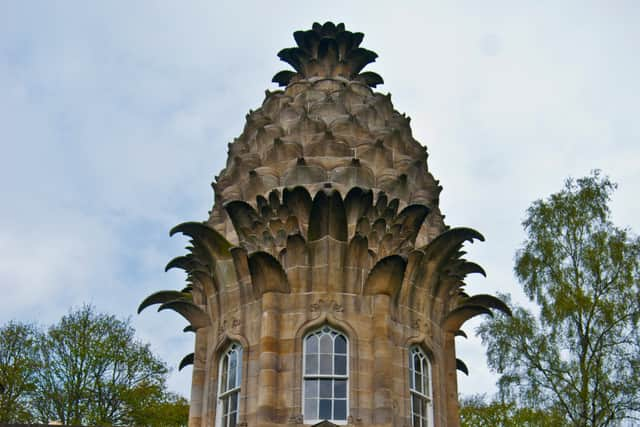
top-left (421, 227), bottom-right (484, 264)
top-left (165, 255), bottom-right (199, 273)
top-left (308, 189), bottom-right (348, 242)
top-left (363, 254), bottom-right (406, 298)
top-left (283, 186), bottom-right (313, 227)
top-left (170, 222), bottom-right (232, 259)
top-left (394, 204), bottom-right (430, 240)
top-left (344, 47), bottom-right (378, 75)
top-left (158, 300), bottom-right (211, 330)
top-left (272, 70), bottom-right (296, 87)
top-left (283, 233), bottom-right (308, 268)
top-left (230, 246), bottom-right (250, 281)
top-left (452, 261), bottom-right (486, 278)
top-left (463, 294), bottom-right (512, 316)
top-left (442, 305), bottom-right (493, 332)
top-left (344, 187), bottom-right (373, 226)
top-left (359, 71), bottom-right (384, 87)
top-left (247, 251), bottom-right (290, 295)
top-left (179, 353), bottom-right (194, 371)
top-left (456, 358), bottom-right (469, 376)
top-left (138, 291), bottom-right (191, 314)
top-left (455, 330), bottom-right (468, 339)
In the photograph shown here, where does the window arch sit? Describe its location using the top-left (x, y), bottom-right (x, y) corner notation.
top-left (217, 342), bottom-right (242, 427)
top-left (302, 325), bottom-right (349, 424)
top-left (409, 346), bottom-right (433, 427)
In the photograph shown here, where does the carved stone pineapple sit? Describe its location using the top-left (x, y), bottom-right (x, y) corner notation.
top-left (140, 22), bottom-right (509, 427)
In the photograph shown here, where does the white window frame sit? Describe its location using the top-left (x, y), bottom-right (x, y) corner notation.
top-left (409, 346), bottom-right (433, 427)
top-left (216, 342), bottom-right (242, 427)
top-left (302, 325), bottom-right (349, 425)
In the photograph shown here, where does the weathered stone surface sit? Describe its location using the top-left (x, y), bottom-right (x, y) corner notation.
top-left (140, 21), bottom-right (510, 427)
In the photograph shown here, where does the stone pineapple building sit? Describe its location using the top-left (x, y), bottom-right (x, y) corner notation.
top-left (140, 22), bottom-right (510, 427)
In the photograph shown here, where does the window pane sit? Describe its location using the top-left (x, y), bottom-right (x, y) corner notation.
top-left (420, 396), bottom-right (427, 418)
top-left (228, 353), bottom-right (237, 389)
top-left (319, 379), bottom-right (332, 398)
top-left (409, 367), bottom-right (414, 389)
top-left (334, 399), bottom-right (347, 420)
top-left (303, 327), bottom-right (349, 423)
top-left (334, 335), bottom-right (347, 354)
top-left (413, 415), bottom-right (421, 427)
top-left (236, 348), bottom-right (243, 385)
top-left (220, 356), bottom-right (228, 392)
top-left (319, 399), bottom-right (332, 419)
top-left (230, 392), bottom-right (238, 412)
top-left (306, 335), bottom-right (318, 353)
top-left (320, 334), bottom-right (333, 353)
top-left (305, 379), bottom-right (318, 398)
top-left (335, 355), bottom-right (347, 375)
top-left (412, 394), bottom-right (422, 416)
top-left (334, 379), bottom-right (347, 398)
top-left (305, 398), bottom-right (318, 419)
top-left (414, 355), bottom-right (421, 373)
top-left (423, 361), bottom-right (430, 395)
top-left (414, 372), bottom-right (422, 393)
top-left (320, 354), bottom-right (332, 375)
top-left (305, 354), bottom-right (318, 375)
top-left (229, 415), bottom-right (236, 427)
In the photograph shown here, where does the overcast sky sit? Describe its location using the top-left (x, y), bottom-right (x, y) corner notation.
top-left (1, 1), bottom-right (639, 399)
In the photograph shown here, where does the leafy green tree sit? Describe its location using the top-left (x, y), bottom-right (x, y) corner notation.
top-left (478, 171), bottom-right (640, 426)
top-left (30, 305), bottom-right (171, 426)
top-left (123, 385), bottom-right (189, 427)
top-left (460, 394), bottom-right (564, 427)
top-left (0, 321), bottom-right (40, 423)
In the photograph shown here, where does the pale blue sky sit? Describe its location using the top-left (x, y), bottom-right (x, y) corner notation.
top-left (1, 1), bottom-right (639, 398)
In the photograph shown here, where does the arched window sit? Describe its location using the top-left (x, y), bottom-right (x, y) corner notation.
top-left (217, 342), bottom-right (242, 427)
top-left (409, 346), bottom-right (433, 427)
top-left (303, 325), bottom-right (349, 424)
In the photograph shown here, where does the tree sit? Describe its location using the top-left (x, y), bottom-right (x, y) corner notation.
top-left (124, 387), bottom-right (190, 427)
top-left (0, 321), bottom-right (39, 423)
top-left (30, 305), bottom-right (171, 426)
top-left (478, 171), bottom-right (640, 426)
top-left (460, 394), bottom-right (564, 427)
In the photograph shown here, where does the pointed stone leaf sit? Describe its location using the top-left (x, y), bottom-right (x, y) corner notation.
top-left (170, 222), bottom-right (232, 259)
top-left (359, 71), bottom-right (384, 87)
top-left (443, 305), bottom-right (493, 332)
top-left (308, 189), bottom-right (348, 242)
top-left (158, 300), bottom-right (211, 330)
top-left (138, 291), bottom-right (191, 314)
top-left (272, 70), bottom-right (296, 87)
top-left (463, 294), bottom-right (512, 316)
top-left (179, 353), bottom-right (194, 371)
top-left (421, 227), bottom-right (484, 264)
top-left (247, 251), bottom-right (290, 295)
top-left (456, 358), bottom-right (469, 376)
top-left (165, 255), bottom-right (199, 272)
top-left (455, 330), bottom-right (468, 339)
top-left (363, 254), bottom-right (407, 298)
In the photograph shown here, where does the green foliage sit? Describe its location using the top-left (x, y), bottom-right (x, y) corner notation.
top-left (460, 394), bottom-right (565, 427)
top-left (478, 171), bottom-right (640, 426)
top-left (0, 321), bottom-right (39, 423)
top-left (0, 306), bottom-right (189, 426)
top-left (124, 388), bottom-right (190, 427)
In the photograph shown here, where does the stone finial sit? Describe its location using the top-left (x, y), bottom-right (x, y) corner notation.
top-left (272, 22), bottom-right (384, 87)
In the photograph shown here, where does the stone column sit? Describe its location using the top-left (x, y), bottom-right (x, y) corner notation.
top-left (257, 292), bottom-right (280, 424)
top-left (443, 332), bottom-right (460, 427)
top-left (372, 294), bottom-right (392, 424)
top-left (189, 329), bottom-right (208, 427)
